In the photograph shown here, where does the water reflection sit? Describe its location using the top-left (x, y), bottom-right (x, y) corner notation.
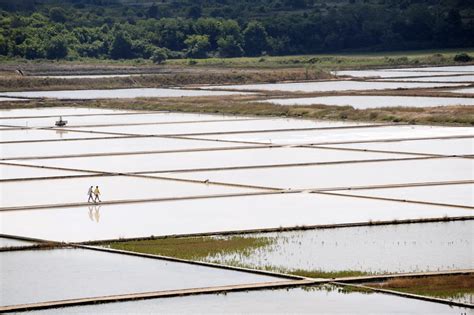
top-left (88, 205), bottom-right (101, 223)
top-left (54, 129), bottom-right (69, 138)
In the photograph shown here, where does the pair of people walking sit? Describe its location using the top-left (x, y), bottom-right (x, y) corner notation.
top-left (87, 186), bottom-right (101, 203)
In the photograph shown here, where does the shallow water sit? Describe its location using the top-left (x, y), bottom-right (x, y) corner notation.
top-left (0, 237), bottom-right (34, 248)
top-left (0, 193), bottom-right (469, 242)
top-left (11, 148), bottom-right (411, 174)
top-left (71, 118), bottom-right (365, 135)
top-left (165, 158), bottom-right (473, 190)
top-left (448, 293), bottom-right (474, 305)
top-left (0, 107), bottom-right (131, 118)
top-left (450, 87), bottom-right (474, 94)
top-left (202, 80), bottom-right (465, 92)
top-left (387, 65), bottom-right (474, 72)
top-left (378, 75), bottom-right (474, 83)
top-left (0, 112), bottom-right (254, 128)
top-left (325, 137), bottom-right (474, 156)
top-left (0, 88), bottom-right (250, 100)
top-left (205, 221), bottom-right (473, 274)
top-left (0, 175), bottom-right (255, 208)
top-left (0, 136), bottom-right (247, 159)
top-left (27, 285), bottom-right (470, 314)
top-left (0, 97), bottom-right (27, 102)
top-left (259, 95), bottom-right (474, 108)
top-left (0, 128), bottom-right (121, 143)
top-left (0, 248), bottom-right (279, 306)
top-left (195, 125), bottom-right (474, 144)
top-left (338, 184), bottom-right (473, 207)
top-left (0, 164), bottom-right (81, 180)
top-left (334, 70), bottom-right (466, 78)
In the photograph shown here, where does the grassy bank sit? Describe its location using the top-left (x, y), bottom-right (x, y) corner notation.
top-left (3, 96), bottom-right (471, 126)
top-left (166, 49), bottom-right (474, 70)
top-left (2, 49), bottom-right (473, 73)
top-left (367, 275), bottom-right (474, 301)
top-left (0, 68), bottom-right (331, 92)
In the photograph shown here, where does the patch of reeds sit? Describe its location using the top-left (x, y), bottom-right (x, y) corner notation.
top-left (367, 274), bottom-right (474, 299)
top-left (108, 236), bottom-right (273, 261)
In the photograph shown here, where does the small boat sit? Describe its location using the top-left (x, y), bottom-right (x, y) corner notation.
top-left (55, 116), bottom-right (68, 127)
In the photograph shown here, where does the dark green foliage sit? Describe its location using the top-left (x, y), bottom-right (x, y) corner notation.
top-left (217, 35), bottom-right (243, 57)
top-left (49, 7), bottom-right (67, 23)
top-left (187, 5), bottom-right (202, 19)
top-left (243, 21), bottom-right (268, 56)
top-left (151, 47), bottom-right (168, 64)
top-left (21, 39), bottom-right (45, 59)
top-left (0, 34), bottom-right (8, 55)
top-left (110, 31), bottom-right (134, 59)
top-left (185, 34), bottom-right (210, 58)
top-left (46, 35), bottom-right (68, 59)
top-left (147, 3), bottom-right (158, 19)
top-left (1, 0), bottom-right (473, 60)
top-left (454, 53), bottom-right (472, 62)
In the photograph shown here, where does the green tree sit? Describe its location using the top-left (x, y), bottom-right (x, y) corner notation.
top-left (132, 40), bottom-right (155, 59)
top-left (194, 18), bottom-right (223, 50)
top-left (49, 7), bottom-right (67, 23)
top-left (0, 34), bottom-right (8, 55)
top-left (151, 47), bottom-right (168, 64)
top-left (454, 53), bottom-right (472, 63)
top-left (77, 41), bottom-right (104, 58)
top-left (19, 38), bottom-right (45, 59)
top-left (147, 3), bottom-right (159, 19)
top-left (184, 34), bottom-right (210, 58)
top-left (187, 6), bottom-right (202, 19)
top-left (243, 21), bottom-right (268, 56)
top-left (221, 20), bottom-right (242, 41)
top-left (217, 35), bottom-right (243, 57)
top-left (46, 35), bottom-right (69, 59)
top-left (110, 31), bottom-right (134, 59)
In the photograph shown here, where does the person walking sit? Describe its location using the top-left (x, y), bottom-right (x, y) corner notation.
top-left (87, 186), bottom-right (94, 203)
top-left (93, 186), bottom-right (101, 203)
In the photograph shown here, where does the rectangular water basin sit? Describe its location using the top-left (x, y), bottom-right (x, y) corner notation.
top-left (0, 136), bottom-right (249, 160)
top-left (378, 75), bottom-right (474, 83)
top-left (386, 65), bottom-right (474, 72)
top-left (334, 70), bottom-right (466, 78)
top-left (0, 193), bottom-right (470, 242)
top-left (71, 118), bottom-right (367, 136)
top-left (0, 247), bottom-right (280, 307)
top-left (0, 175), bottom-right (256, 208)
top-left (194, 125), bottom-right (474, 145)
top-left (0, 128), bottom-right (123, 143)
top-left (450, 87), bottom-right (474, 94)
top-left (0, 98), bottom-right (27, 102)
top-left (0, 112), bottom-right (255, 129)
top-left (335, 184), bottom-right (473, 208)
top-left (325, 137), bottom-right (474, 156)
top-left (201, 81), bottom-right (465, 92)
top-left (0, 88), bottom-right (250, 100)
top-left (26, 285), bottom-right (470, 314)
top-left (0, 164), bottom-right (83, 180)
top-left (0, 237), bottom-right (35, 248)
top-left (0, 107), bottom-right (132, 118)
top-left (259, 96), bottom-right (474, 108)
top-left (199, 220), bottom-right (474, 274)
top-left (11, 148), bottom-right (412, 174)
top-left (163, 158), bottom-right (473, 190)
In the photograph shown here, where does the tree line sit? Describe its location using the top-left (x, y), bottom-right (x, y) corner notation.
top-left (0, 0), bottom-right (472, 62)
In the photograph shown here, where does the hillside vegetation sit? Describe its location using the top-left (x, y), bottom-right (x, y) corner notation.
top-left (0, 0), bottom-right (472, 62)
